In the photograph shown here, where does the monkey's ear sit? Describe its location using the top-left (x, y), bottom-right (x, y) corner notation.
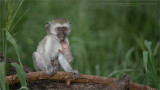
top-left (45, 22), bottom-right (50, 33)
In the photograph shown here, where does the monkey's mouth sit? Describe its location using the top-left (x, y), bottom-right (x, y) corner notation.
top-left (57, 32), bottom-right (67, 41)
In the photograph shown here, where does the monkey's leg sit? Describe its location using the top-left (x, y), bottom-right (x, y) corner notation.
top-left (33, 52), bottom-right (54, 75)
top-left (51, 59), bottom-right (61, 71)
top-left (58, 53), bottom-right (79, 78)
top-left (32, 52), bottom-right (46, 71)
top-left (46, 62), bottom-right (55, 75)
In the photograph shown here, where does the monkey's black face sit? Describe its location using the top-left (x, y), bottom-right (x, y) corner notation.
top-left (56, 27), bottom-right (68, 41)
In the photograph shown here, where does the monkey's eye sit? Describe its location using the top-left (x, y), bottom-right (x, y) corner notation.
top-left (57, 27), bottom-right (61, 31)
top-left (62, 27), bottom-right (67, 31)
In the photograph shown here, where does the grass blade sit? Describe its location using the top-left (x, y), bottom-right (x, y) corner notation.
top-left (143, 51), bottom-right (148, 74)
top-left (19, 86), bottom-right (28, 90)
top-left (153, 42), bottom-right (160, 56)
top-left (5, 29), bottom-right (23, 67)
top-left (11, 63), bottom-right (27, 89)
top-left (0, 62), bottom-right (6, 90)
top-left (123, 47), bottom-right (134, 68)
top-left (7, 0), bottom-right (24, 31)
top-left (10, 8), bottom-right (30, 32)
top-left (5, 29), bottom-right (28, 89)
top-left (108, 69), bottom-right (134, 77)
top-left (144, 40), bottom-right (159, 88)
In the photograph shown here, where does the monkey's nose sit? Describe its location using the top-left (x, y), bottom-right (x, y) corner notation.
top-left (62, 27), bottom-right (66, 30)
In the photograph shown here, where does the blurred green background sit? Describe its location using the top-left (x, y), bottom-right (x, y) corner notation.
top-left (0, 0), bottom-right (160, 88)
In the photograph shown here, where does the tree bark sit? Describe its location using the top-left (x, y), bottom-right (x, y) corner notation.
top-left (5, 71), bottom-right (156, 90)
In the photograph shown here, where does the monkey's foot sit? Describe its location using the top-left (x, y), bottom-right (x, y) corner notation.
top-left (47, 70), bottom-right (55, 76)
top-left (47, 67), bottom-right (55, 76)
top-left (70, 70), bottom-right (79, 79)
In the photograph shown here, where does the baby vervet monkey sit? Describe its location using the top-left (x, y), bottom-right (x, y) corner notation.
top-left (32, 18), bottom-right (79, 78)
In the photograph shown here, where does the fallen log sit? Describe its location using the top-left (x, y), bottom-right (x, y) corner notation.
top-left (5, 71), bottom-right (156, 90)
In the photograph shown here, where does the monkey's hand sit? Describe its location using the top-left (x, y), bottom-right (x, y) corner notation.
top-left (59, 49), bottom-right (72, 62)
top-left (58, 49), bottom-right (65, 54)
top-left (70, 70), bottom-right (79, 79)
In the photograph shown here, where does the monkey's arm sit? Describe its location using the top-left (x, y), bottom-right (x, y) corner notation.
top-left (58, 53), bottom-right (79, 78)
top-left (58, 53), bottom-right (73, 72)
top-left (67, 46), bottom-right (73, 63)
top-left (60, 40), bottom-right (73, 63)
top-left (66, 39), bottom-right (73, 63)
top-left (59, 49), bottom-right (73, 63)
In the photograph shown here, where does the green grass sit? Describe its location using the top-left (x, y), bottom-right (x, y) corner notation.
top-left (0, 0), bottom-right (160, 89)
top-left (143, 40), bottom-right (159, 88)
top-left (0, 0), bottom-right (27, 89)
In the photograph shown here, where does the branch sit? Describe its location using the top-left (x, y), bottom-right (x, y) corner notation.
top-left (5, 71), bottom-right (155, 90)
